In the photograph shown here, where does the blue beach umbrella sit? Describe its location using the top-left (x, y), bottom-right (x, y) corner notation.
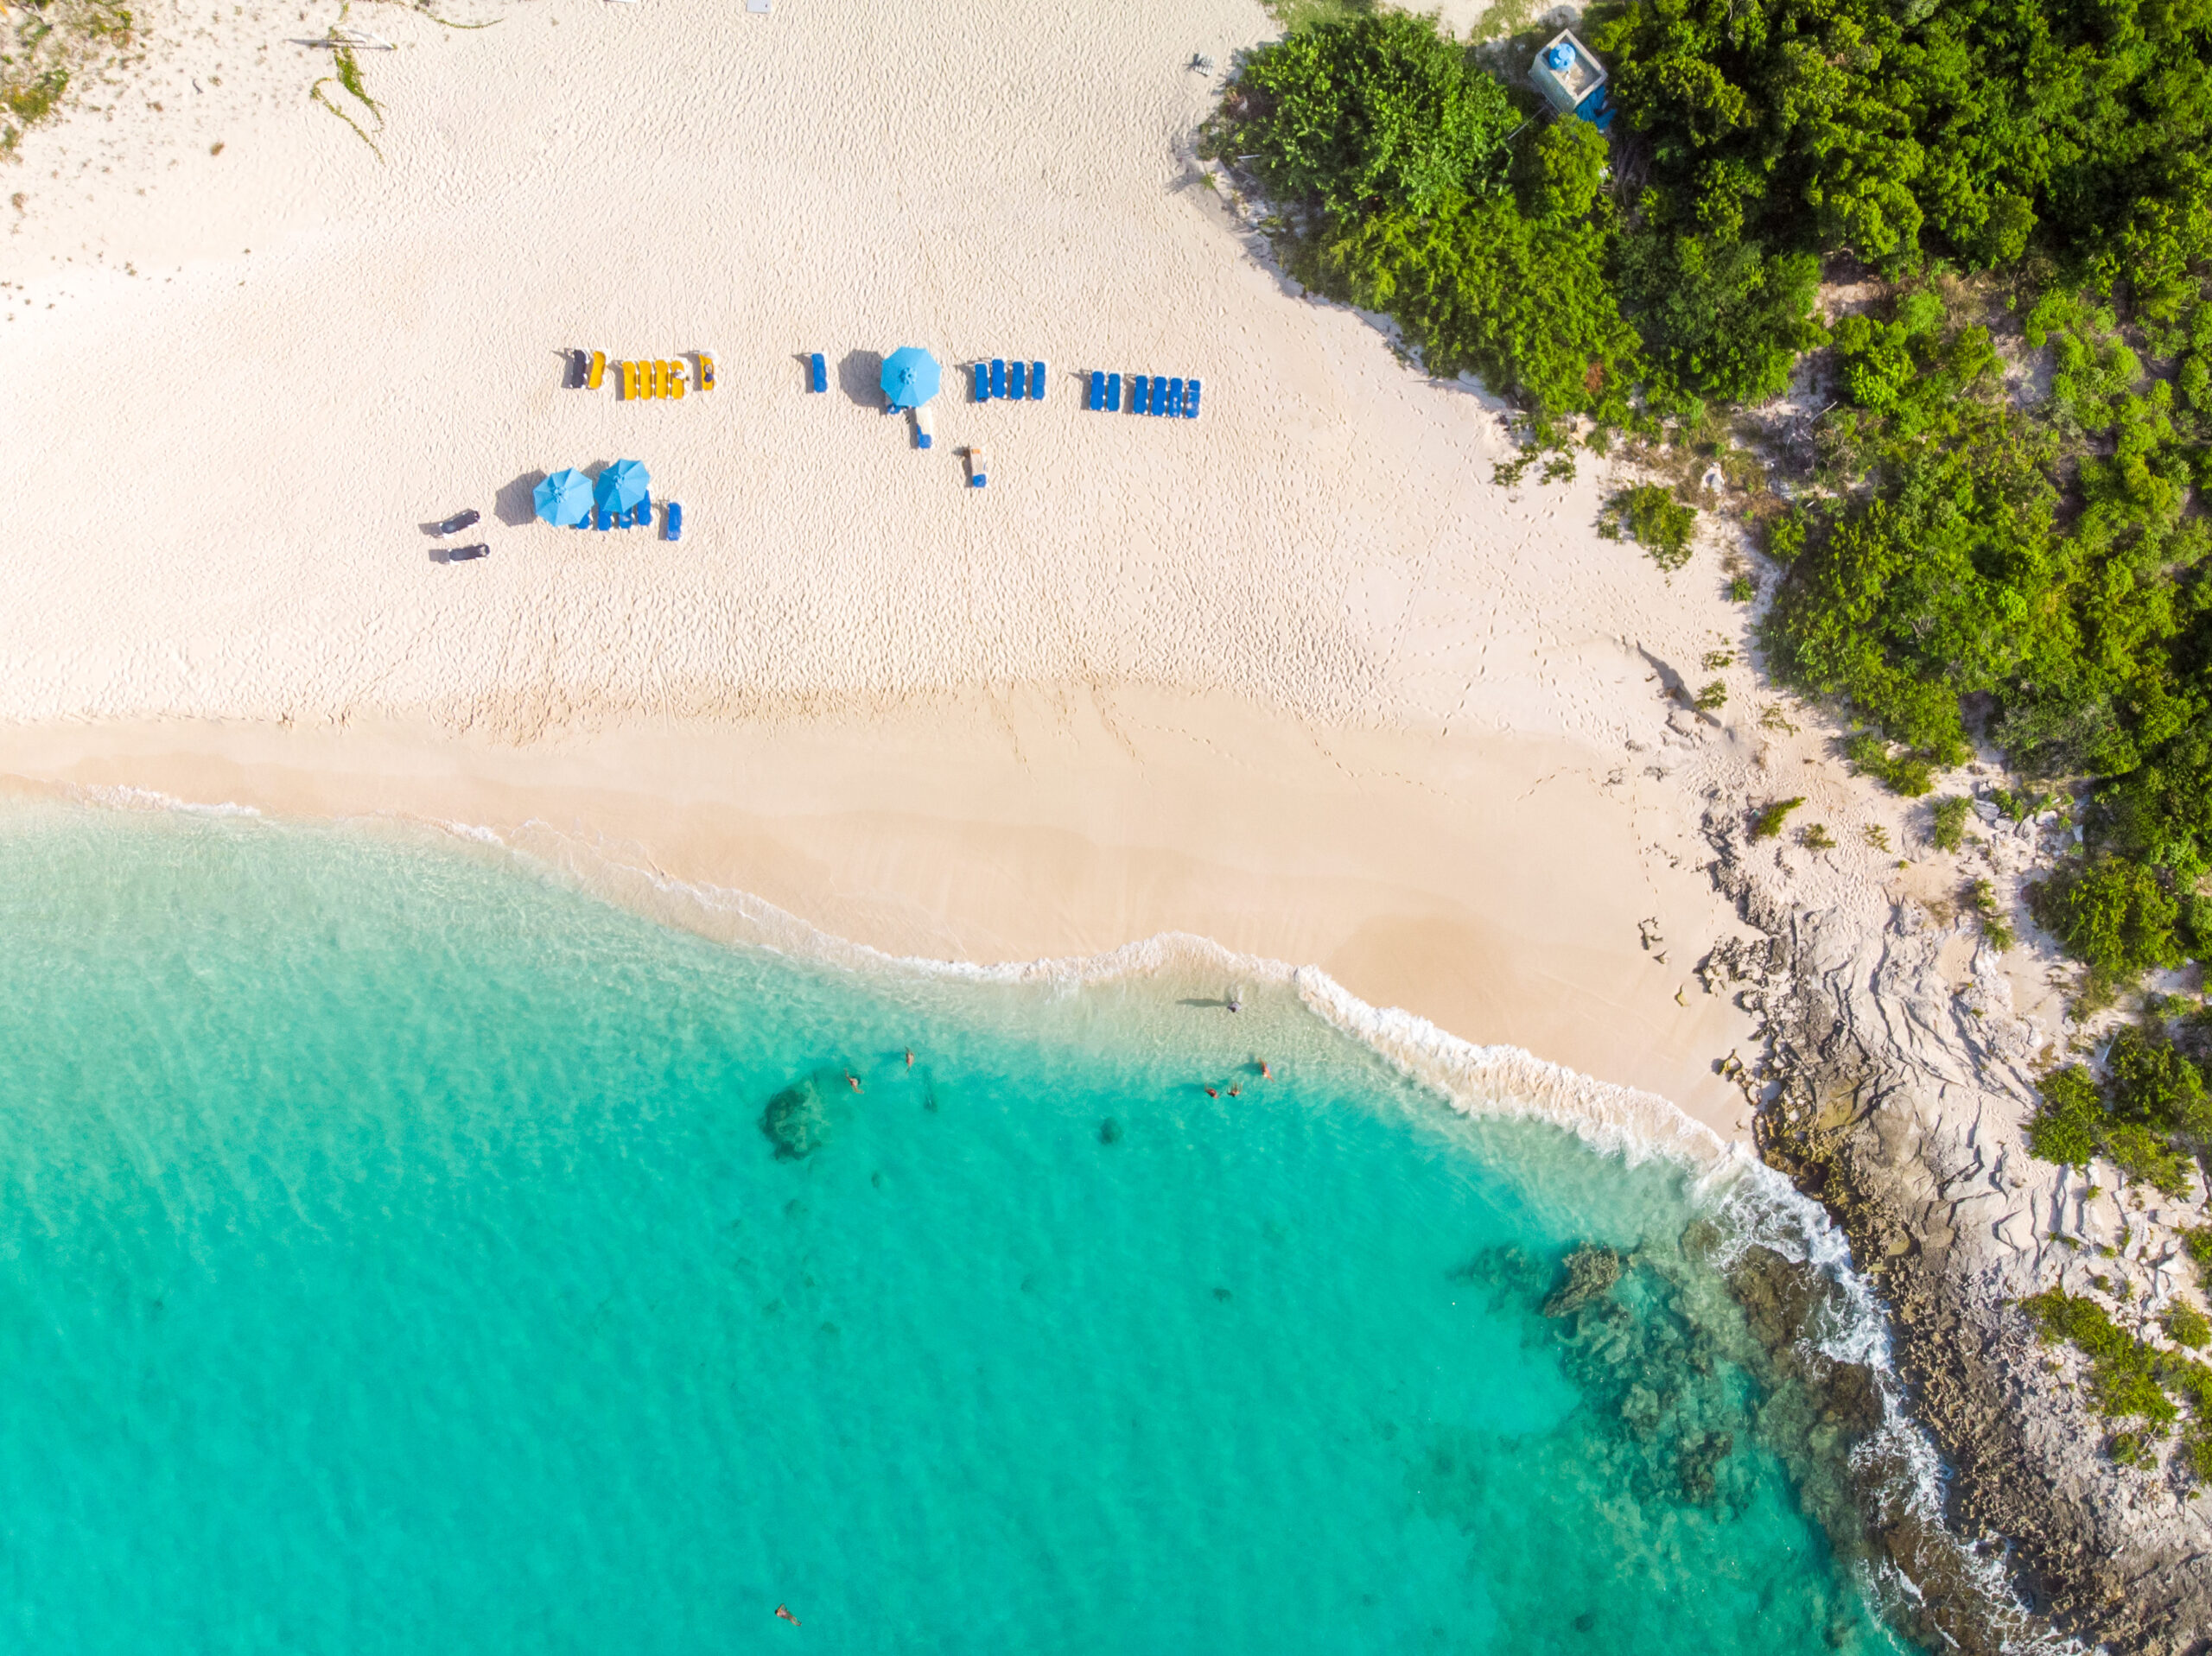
top-left (879, 347), bottom-right (941, 409)
top-left (532, 468), bottom-right (594, 527)
top-left (594, 459), bottom-right (650, 514)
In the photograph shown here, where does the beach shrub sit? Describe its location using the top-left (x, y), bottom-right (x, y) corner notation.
top-left (2026, 1066), bottom-right (2102, 1169)
top-left (1323, 188), bottom-right (1643, 422)
top-left (1599, 484), bottom-right (1696, 571)
top-left (1845, 733), bottom-right (1936, 798)
top-left (1967, 879), bottom-right (2015, 953)
top-left (2166, 1304), bottom-right (2211, 1350)
top-left (2022, 1289), bottom-right (2179, 1429)
top-left (1229, 12), bottom-right (1516, 219)
top-left (2037, 857), bottom-right (2185, 987)
top-left (1930, 797), bottom-right (1972, 853)
top-left (1513, 118), bottom-right (1607, 225)
top-left (1750, 797), bottom-right (1804, 841)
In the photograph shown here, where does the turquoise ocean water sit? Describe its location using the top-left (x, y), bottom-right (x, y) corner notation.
top-left (0, 806), bottom-right (1910, 1653)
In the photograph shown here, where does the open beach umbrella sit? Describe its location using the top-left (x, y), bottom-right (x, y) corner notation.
top-left (594, 459), bottom-right (650, 514)
top-left (879, 347), bottom-right (940, 409)
top-left (533, 468), bottom-right (594, 527)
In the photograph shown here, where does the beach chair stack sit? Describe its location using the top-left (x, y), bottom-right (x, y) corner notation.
top-left (601, 356), bottom-right (714, 398)
top-left (971, 358), bottom-right (1047, 403)
top-left (1089, 371), bottom-right (1199, 419)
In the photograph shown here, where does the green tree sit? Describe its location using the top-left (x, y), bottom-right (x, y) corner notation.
top-left (1231, 13), bottom-right (1516, 219)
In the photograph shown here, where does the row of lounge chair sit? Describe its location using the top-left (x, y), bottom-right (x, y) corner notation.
top-left (563, 350), bottom-right (716, 397)
top-left (570, 495), bottom-right (682, 538)
top-left (973, 359), bottom-right (1046, 403)
top-left (1087, 372), bottom-right (1200, 418)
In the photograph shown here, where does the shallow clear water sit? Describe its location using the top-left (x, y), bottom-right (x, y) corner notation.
top-left (0, 808), bottom-right (1905, 1653)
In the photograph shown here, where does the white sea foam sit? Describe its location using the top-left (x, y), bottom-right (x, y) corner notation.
top-left (74, 784), bottom-right (263, 817)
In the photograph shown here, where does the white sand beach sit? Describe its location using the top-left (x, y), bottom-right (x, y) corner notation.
top-left (3, 0), bottom-right (1796, 1133)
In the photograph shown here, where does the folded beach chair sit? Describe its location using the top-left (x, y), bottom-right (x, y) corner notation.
top-left (967, 445), bottom-right (988, 488)
top-left (1166, 378), bottom-right (1184, 417)
top-left (1008, 360), bottom-right (1027, 400)
top-left (1030, 361), bottom-right (1046, 400)
top-left (698, 354), bottom-right (716, 391)
top-left (665, 359), bottom-right (685, 401)
top-left (1184, 378), bottom-right (1201, 420)
top-left (1088, 371), bottom-right (1104, 411)
top-left (665, 502), bottom-right (683, 542)
top-left (595, 505), bottom-right (613, 530)
top-left (1106, 372), bottom-right (1122, 412)
top-left (809, 352), bottom-right (827, 393)
top-left (588, 350), bottom-right (606, 390)
top-left (990, 358), bottom-right (1007, 400)
top-left (567, 349), bottom-right (587, 389)
top-left (632, 489), bottom-right (652, 528)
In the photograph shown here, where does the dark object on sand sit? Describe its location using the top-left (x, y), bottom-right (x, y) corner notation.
top-left (433, 509), bottom-right (480, 536)
top-left (567, 348), bottom-right (589, 388)
top-left (446, 543), bottom-right (490, 562)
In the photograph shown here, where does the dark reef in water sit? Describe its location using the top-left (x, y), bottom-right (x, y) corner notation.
top-left (760, 1071), bottom-right (836, 1160)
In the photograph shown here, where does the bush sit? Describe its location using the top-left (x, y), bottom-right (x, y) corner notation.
top-left (1931, 797), bottom-right (1972, 853)
top-left (1323, 190), bottom-right (1642, 421)
top-left (2026, 1066), bottom-right (2103, 1168)
top-left (2166, 1304), bottom-right (2212, 1349)
top-left (1751, 797), bottom-right (1804, 841)
top-left (2037, 857), bottom-right (2186, 987)
top-left (1229, 13), bottom-right (1516, 219)
top-left (2022, 1289), bottom-right (2180, 1428)
top-left (1514, 118), bottom-right (1607, 223)
top-left (1599, 484), bottom-right (1697, 571)
top-left (2104, 1025), bottom-right (2212, 1139)
top-left (1846, 733), bottom-right (1936, 796)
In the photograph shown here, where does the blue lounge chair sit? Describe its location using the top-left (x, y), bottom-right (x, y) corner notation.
top-left (809, 352), bottom-right (827, 393)
top-left (973, 362), bottom-right (990, 402)
top-left (1184, 378), bottom-right (1201, 420)
top-left (990, 358), bottom-right (1007, 399)
top-left (1130, 374), bottom-right (1148, 414)
top-left (595, 505), bottom-right (613, 531)
top-left (1030, 361), bottom-right (1046, 400)
top-left (1008, 360), bottom-right (1027, 400)
top-left (967, 445), bottom-right (988, 489)
top-left (1166, 378), bottom-right (1184, 417)
top-left (1088, 371), bottom-right (1104, 411)
top-left (632, 490), bottom-right (652, 528)
top-left (665, 502), bottom-right (683, 542)
top-left (1106, 372), bottom-right (1122, 412)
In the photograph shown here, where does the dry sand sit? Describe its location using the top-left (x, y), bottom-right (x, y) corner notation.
top-left (3, 0), bottom-right (1776, 1134)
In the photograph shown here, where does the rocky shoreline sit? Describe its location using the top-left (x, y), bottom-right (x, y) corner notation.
top-left (1700, 803), bottom-right (2212, 1653)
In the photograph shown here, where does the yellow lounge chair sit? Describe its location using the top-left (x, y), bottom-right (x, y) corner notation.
top-left (664, 358), bottom-right (685, 401)
top-left (620, 359), bottom-right (644, 399)
top-left (698, 353), bottom-right (716, 391)
top-left (588, 350), bottom-right (605, 390)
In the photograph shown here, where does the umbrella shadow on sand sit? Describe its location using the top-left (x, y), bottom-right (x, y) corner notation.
top-left (495, 472), bottom-right (547, 527)
top-left (836, 349), bottom-right (885, 409)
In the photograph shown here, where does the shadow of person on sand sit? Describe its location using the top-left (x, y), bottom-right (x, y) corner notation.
top-left (837, 348), bottom-right (885, 409)
top-left (495, 472), bottom-right (546, 528)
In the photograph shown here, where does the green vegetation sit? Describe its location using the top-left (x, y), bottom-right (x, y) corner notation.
top-left (1750, 797), bottom-right (1803, 841)
top-left (2025, 1022), bottom-right (2212, 1193)
top-left (2023, 1289), bottom-right (2212, 1478)
top-left (1802, 823), bottom-right (1835, 851)
top-left (1930, 797), bottom-right (1972, 853)
top-left (1968, 879), bottom-right (2016, 953)
top-left (1210, 2), bottom-right (2212, 1028)
top-left (1599, 484), bottom-right (1697, 570)
top-left (2167, 1304), bottom-right (2211, 1350)
top-left (3, 0), bottom-right (130, 154)
top-left (1694, 678), bottom-right (1726, 711)
top-left (1845, 733), bottom-right (1935, 798)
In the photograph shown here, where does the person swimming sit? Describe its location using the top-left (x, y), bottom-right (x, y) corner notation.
top-left (905, 1049), bottom-right (914, 1069)
top-left (774, 1604), bottom-right (801, 1626)
top-left (845, 1072), bottom-right (861, 1092)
